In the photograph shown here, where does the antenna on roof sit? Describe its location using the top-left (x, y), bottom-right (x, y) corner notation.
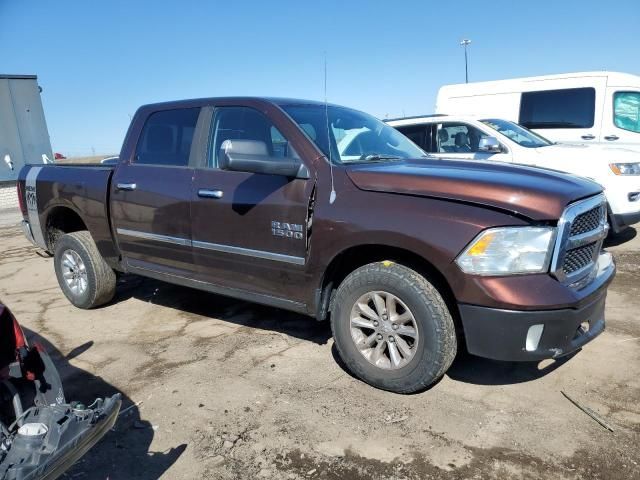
top-left (324, 52), bottom-right (336, 205)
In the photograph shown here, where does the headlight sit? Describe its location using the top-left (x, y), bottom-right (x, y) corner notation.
top-left (609, 163), bottom-right (640, 175)
top-left (456, 227), bottom-right (555, 275)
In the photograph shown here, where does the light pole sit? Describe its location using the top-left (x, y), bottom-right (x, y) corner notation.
top-left (460, 39), bottom-right (471, 83)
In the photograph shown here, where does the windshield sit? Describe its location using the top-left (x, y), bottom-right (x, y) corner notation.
top-left (281, 104), bottom-right (425, 164)
top-left (481, 119), bottom-right (552, 148)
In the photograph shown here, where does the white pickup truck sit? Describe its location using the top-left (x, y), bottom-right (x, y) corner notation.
top-left (385, 115), bottom-right (640, 233)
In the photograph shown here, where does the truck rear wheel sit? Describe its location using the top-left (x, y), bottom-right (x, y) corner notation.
top-left (331, 262), bottom-right (457, 393)
top-left (54, 231), bottom-right (116, 309)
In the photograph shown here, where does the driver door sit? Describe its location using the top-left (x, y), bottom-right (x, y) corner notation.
top-left (190, 106), bottom-right (314, 302)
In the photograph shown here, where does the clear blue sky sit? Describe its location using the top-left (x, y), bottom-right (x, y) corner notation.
top-left (1, 0), bottom-right (638, 156)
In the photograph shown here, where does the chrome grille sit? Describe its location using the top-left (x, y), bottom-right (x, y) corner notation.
top-left (562, 242), bottom-right (597, 275)
top-left (551, 194), bottom-right (608, 289)
top-left (570, 205), bottom-right (605, 236)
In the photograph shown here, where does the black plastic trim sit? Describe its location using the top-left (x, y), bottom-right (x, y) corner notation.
top-left (459, 288), bottom-right (608, 361)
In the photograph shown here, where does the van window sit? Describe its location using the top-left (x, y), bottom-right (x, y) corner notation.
top-left (135, 108), bottom-right (200, 166)
top-left (614, 92), bottom-right (640, 133)
top-left (519, 88), bottom-right (595, 129)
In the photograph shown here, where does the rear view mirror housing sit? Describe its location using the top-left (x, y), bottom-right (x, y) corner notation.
top-left (219, 140), bottom-right (309, 179)
top-left (478, 136), bottom-right (502, 153)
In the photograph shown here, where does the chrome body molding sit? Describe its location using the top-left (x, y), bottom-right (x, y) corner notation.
top-left (192, 240), bottom-right (305, 265)
top-left (116, 228), bottom-right (190, 247)
top-left (116, 228), bottom-right (305, 265)
top-left (550, 193), bottom-right (608, 289)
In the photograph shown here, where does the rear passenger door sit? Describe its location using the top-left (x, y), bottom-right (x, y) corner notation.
top-left (190, 106), bottom-right (314, 302)
top-left (110, 107), bottom-right (203, 275)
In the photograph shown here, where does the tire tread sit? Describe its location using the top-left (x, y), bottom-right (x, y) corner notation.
top-left (54, 231), bottom-right (116, 309)
top-left (331, 262), bottom-right (457, 393)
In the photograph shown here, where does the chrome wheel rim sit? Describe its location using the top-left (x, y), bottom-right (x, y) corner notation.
top-left (349, 291), bottom-right (419, 370)
top-left (61, 249), bottom-right (88, 296)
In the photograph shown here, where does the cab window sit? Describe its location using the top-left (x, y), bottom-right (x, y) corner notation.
top-left (209, 107), bottom-right (299, 167)
top-left (135, 108), bottom-right (200, 166)
top-left (614, 92), bottom-right (640, 133)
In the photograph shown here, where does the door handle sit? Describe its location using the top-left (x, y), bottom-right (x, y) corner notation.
top-left (116, 182), bottom-right (137, 191)
top-left (604, 135), bottom-right (619, 141)
top-left (581, 134), bottom-right (595, 140)
top-left (198, 189), bottom-right (224, 199)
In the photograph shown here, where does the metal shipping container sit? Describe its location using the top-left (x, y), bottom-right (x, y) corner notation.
top-left (0, 74), bottom-right (52, 183)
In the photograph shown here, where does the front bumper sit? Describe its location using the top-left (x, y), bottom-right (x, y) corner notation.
top-left (459, 252), bottom-right (615, 361)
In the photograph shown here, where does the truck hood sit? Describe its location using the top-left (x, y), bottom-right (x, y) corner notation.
top-left (345, 158), bottom-right (602, 220)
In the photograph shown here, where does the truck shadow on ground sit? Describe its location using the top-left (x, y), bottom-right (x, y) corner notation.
top-left (445, 349), bottom-right (578, 386)
top-left (112, 274), bottom-right (576, 391)
top-left (23, 328), bottom-right (186, 480)
top-left (330, 343), bottom-right (577, 393)
top-left (111, 274), bottom-right (333, 345)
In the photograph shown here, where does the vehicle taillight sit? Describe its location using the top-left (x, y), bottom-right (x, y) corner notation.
top-left (16, 181), bottom-right (27, 217)
top-left (10, 312), bottom-right (27, 350)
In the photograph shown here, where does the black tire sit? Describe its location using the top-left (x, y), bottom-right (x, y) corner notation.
top-left (54, 231), bottom-right (116, 309)
top-left (331, 262), bottom-right (457, 393)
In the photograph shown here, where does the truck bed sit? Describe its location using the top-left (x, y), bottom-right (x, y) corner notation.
top-left (19, 163), bottom-right (119, 264)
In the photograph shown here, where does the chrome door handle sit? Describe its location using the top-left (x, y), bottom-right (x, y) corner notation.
top-left (604, 135), bottom-right (619, 141)
top-left (581, 134), bottom-right (595, 140)
top-left (198, 189), bottom-right (223, 199)
top-left (116, 182), bottom-right (137, 191)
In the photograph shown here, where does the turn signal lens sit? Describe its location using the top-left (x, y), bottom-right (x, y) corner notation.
top-left (610, 163), bottom-right (640, 175)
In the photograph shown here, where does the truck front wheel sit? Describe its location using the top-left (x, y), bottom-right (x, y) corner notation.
top-left (331, 262), bottom-right (457, 393)
top-left (54, 231), bottom-right (116, 309)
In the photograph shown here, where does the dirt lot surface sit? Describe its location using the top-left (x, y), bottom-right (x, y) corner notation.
top-left (0, 223), bottom-right (638, 479)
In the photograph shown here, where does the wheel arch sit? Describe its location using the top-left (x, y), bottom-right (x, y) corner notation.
top-left (316, 244), bottom-right (460, 332)
top-left (44, 205), bottom-right (89, 250)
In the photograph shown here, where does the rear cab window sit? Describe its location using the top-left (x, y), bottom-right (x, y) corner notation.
top-left (135, 108), bottom-right (200, 166)
top-left (519, 88), bottom-right (595, 129)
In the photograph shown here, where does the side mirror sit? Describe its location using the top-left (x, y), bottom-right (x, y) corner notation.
top-left (478, 136), bottom-right (502, 153)
top-left (219, 140), bottom-right (310, 179)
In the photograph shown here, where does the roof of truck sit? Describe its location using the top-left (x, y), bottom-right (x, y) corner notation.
top-left (139, 97), bottom-right (342, 111)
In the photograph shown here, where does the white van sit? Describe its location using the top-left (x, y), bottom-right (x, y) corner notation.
top-left (436, 72), bottom-right (640, 151)
top-left (386, 114), bottom-right (640, 233)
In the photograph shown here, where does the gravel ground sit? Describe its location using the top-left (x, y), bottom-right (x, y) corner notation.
top-left (0, 222), bottom-right (638, 480)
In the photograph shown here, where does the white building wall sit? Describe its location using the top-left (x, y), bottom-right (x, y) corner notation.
top-left (0, 182), bottom-right (18, 210)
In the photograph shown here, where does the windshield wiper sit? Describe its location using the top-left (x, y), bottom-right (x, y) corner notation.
top-left (359, 154), bottom-right (402, 162)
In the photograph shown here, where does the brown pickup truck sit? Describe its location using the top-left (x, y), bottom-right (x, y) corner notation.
top-left (17, 97), bottom-right (615, 393)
